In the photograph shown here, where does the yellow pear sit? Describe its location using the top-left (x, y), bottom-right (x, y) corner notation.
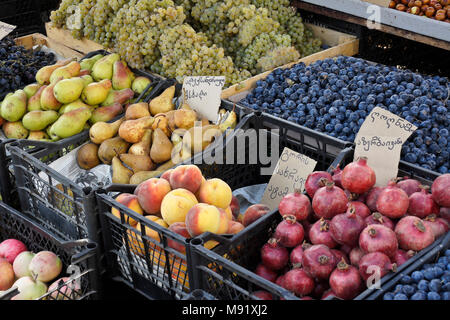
top-left (118, 116), bottom-right (154, 143)
top-left (111, 156), bottom-right (133, 184)
top-left (149, 85), bottom-right (175, 115)
top-left (89, 117), bottom-right (125, 145)
top-left (150, 128), bottom-right (173, 164)
top-left (128, 129), bottom-right (152, 156)
top-left (53, 77), bottom-right (85, 104)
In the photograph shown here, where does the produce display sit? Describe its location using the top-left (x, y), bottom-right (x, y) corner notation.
top-left (77, 87), bottom-right (238, 184)
top-left (248, 160), bottom-right (449, 300)
top-left (0, 239), bottom-right (78, 300)
top-left (382, 248), bottom-right (450, 300)
top-left (389, 0), bottom-right (450, 22)
top-left (49, 0), bottom-right (322, 86)
top-left (0, 52), bottom-right (151, 141)
top-left (240, 56), bottom-right (450, 173)
top-left (0, 37), bottom-right (56, 101)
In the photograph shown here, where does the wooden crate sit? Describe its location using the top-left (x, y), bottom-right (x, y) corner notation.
top-left (222, 24), bottom-right (359, 101)
top-left (45, 23), bottom-right (104, 54)
top-left (14, 33), bottom-right (83, 59)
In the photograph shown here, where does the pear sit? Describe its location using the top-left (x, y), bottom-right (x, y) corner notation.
top-left (150, 128), bottom-right (173, 164)
top-left (91, 53), bottom-right (120, 81)
top-left (1, 89), bottom-right (27, 121)
top-left (53, 77), bottom-right (85, 104)
top-left (28, 131), bottom-right (50, 141)
top-left (35, 59), bottom-right (72, 85)
top-left (171, 128), bottom-right (186, 146)
top-left (180, 102), bottom-right (192, 110)
top-left (49, 107), bottom-right (92, 139)
top-left (101, 88), bottom-right (134, 107)
top-left (165, 110), bottom-right (176, 131)
top-left (81, 79), bottom-right (112, 106)
top-left (125, 102), bottom-right (150, 120)
top-left (27, 85), bottom-right (47, 111)
top-left (2, 121), bottom-right (29, 139)
top-left (40, 83), bottom-right (62, 111)
top-left (174, 109), bottom-right (197, 129)
top-left (151, 113), bottom-right (171, 136)
top-left (89, 103), bottom-right (123, 124)
top-left (118, 116), bottom-right (154, 144)
top-left (155, 160), bottom-right (176, 172)
top-left (23, 83), bottom-right (42, 98)
top-left (59, 99), bottom-right (93, 114)
top-left (22, 110), bottom-right (59, 131)
top-left (129, 170), bottom-right (164, 185)
top-left (79, 69), bottom-right (91, 76)
top-left (80, 75), bottom-right (94, 87)
top-left (89, 118), bottom-right (124, 145)
top-left (77, 143), bottom-right (100, 170)
top-left (98, 136), bottom-right (130, 165)
top-left (219, 110), bottom-right (237, 132)
top-left (128, 129), bottom-right (152, 156)
top-left (149, 85), bottom-right (175, 115)
top-left (49, 61), bottom-right (81, 84)
top-left (80, 54), bottom-right (104, 71)
top-left (112, 61), bottom-right (134, 90)
top-left (131, 76), bottom-right (152, 94)
top-left (119, 154), bottom-right (155, 173)
top-left (111, 156), bottom-right (133, 184)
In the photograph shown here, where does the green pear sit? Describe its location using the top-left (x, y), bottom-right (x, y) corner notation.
top-left (80, 54), bottom-right (104, 71)
top-left (81, 79), bottom-right (112, 106)
top-left (132, 77), bottom-right (152, 94)
top-left (23, 83), bottom-right (42, 98)
top-left (27, 85), bottom-right (47, 111)
top-left (112, 61), bottom-right (134, 90)
top-left (49, 61), bottom-right (81, 84)
top-left (1, 89), bottom-right (27, 122)
top-left (101, 88), bottom-right (134, 106)
top-left (53, 77), bottom-right (85, 104)
top-left (40, 83), bottom-right (62, 111)
top-left (89, 102), bottom-right (123, 124)
top-left (80, 75), bottom-right (94, 87)
top-left (35, 59), bottom-right (72, 85)
top-left (2, 121), bottom-right (29, 139)
top-left (91, 53), bottom-right (120, 81)
top-left (22, 110), bottom-right (59, 131)
top-left (59, 99), bottom-right (94, 114)
top-left (49, 107), bottom-right (92, 139)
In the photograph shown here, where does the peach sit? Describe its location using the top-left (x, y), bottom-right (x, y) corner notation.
top-left (0, 258), bottom-right (15, 291)
top-left (242, 204), bottom-right (271, 227)
top-left (161, 169), bottom-right (174, 182)
top-left (230, 195), bottom-right (240, 219)
top-left (185, 203), bottom-right (229, 237)
top-left (160, 189), bottom-right (198, 226)
top-left (228, 221), bottom-right (245, 235)
top-left (0, 239), bottom-right (27, 264)
top-left (217, 208), bottom-right (231, 234)
top-left (47, 277), bottom-right (81, 300)
top-left (111, 193), bottom-right (144, 226)
top-left (198, 178), bottom-right (232, 209)
top-left (224, 206), bottom-right (233, 221)
top-left (167, 222), bottom-right (191, 254)
top-left (194, 176), bottom-right (206, 200)
top-left (29, 251), bottom-right (63, 282)
top-left (169, 165), bottom-right (203, 194)
top-left (128, 216), bottom-right (168, 256)
top-left (13, 251), bottom-right (35, 278)
top-left (136, 178), bottom-right (172, 214)
top-left (237, 213), bottom-right (245, 224)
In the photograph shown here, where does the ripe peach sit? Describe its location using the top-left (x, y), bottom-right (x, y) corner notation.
top-left (242, 204), bottom-right (271, 227)
top-left (13, 251), bottom-right (35, 278)
top-left (111, 193), bottom-right (144, 226)
top-left (169, 165), bottom-right (203, 194)
top-left (185, 203), bottom-right (229, 237)
top-left (160, 189), bottom-right (198, 226)
top-left (228, 221), bottom-right (245, 235)
top-left (161, 169), bottom-right (174, 182)
top-left (167, 222), bottom-right (191, 253)
top-left (224, 206), bottom-right (233, 220)
top-left (197, 178), bottom-right (232, 209)
top-left (28, 251), bottom-right (63, 282)
top-left (47, 277), bottom-right (81, 300)
top-left (136, 178), bottom-right (172, 214)
top-left (127, 216), bottom-right (168, 256)
top-left (0, 239), bottom-right (27, 264)
top-left (0, 258), bottom-right (15, 291)
top-left (230, 195), bottom-right (240, 219)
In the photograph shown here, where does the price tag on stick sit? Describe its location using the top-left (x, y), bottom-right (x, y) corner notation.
top-left (354, 107), bottom-right (417, 186)
top-left (182, 76), bottom-right (225, 122)
top-left (0, 21), bottom-right (16, 41)
top-left (261, 147), bottom-right (317, 212)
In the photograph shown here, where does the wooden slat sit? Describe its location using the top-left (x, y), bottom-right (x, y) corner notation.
top-left (14, 33), bottom-right (84, 59)
top-left (45, 23), bottom-right (104, 54)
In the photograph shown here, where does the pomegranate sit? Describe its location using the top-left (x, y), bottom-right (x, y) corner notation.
top-left (364, 212), bottom-right (394, 230)
top-left (252, 291), bottom-right (273, 300)
top-left (260, 238), bottom-right (289, 271)
top-left (440, 207), bottom-right (450, 223)
top-left (365, 186), bottom-right (384, 212)
top-left (424, 215), bottom-right (449, 238)
top-left (305, 171), bottom-right (333, 198)
top-left (255, 263), bottom-right (278, 283)
top-left (340, 244), bottom-right (353, 256)
top-left (397, 177), bottom-right (421, 196)
top-left (302, 244), bottom-right (337, 280)
top-left (282, 268), bottom-right (315, 296)
top-left (329, 206), bottom-right (365, 247)
top-left (358, 252), bottom-right (397, 281)
top-left (329, 259), bottom-right (362, 300)
top-left (312, 181), bottom-right (348, 219)
top-left (392, 249), bottom-right (415, 267)
top-left (278, 190), bottom-right (311, 221)
top-left (290, 242), bottom-right (311, 265)
top-left (301, 220), bottom-right (312, 242)
top-left (332, 165), bottom-right (343, 188)
top-left (376, 180), bottom-right (409, 219)
top-left (312, 280), bottom-right (329, 299)
top-left (301, 296), bottom-right (313, 300)
top-left (331, 249), bottom-right (349, 264)
top-left (349, 201), bottom-right (371, 218)
top-left (341, 157), bottom-right (376, 194)
top-left (408, 186), bottom-right (439, 218)
top-left (275, 274), bottom-right (285, 288)
top-left (321, 289), bottom-right (336, 300)
top-left (431, 174), bottom-right (450, 207)
top-left (308, 218), bottom-right (337, 248)
top-left (359, 224), bottom-right (398, 258)
top-left (395, 216), bottom-right (435, 251)
top-left (349, 247), bottom-right (365, 267)
top-left (273, 215), bottom-right (304, 248)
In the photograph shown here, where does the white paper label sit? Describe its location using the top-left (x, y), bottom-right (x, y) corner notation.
top-left (0, 21), bottom-right (16, 41)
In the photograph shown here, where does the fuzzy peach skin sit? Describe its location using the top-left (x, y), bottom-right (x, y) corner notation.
top-left (112, 193), bottom-right (144, 226)
top-left (185, 203), bottom-right (229, 237)
top-left (242, 204), bottom-right (271, 227)
top-left (197, 178), bottom-right (232, 209)
top-left (127, 215), bottom-right (168, 256)
top-left (161, 169), bottom-right (174, 182)
top-left (136, 178), bottom-right (172, 214)
top-left (169, 165), bottom-right (203, 194)
top-left (167, 222), bottom-right (191, 254)
top-left (161, 189), bottom-right (198, 225)
top-left (224, 206), bottom-right (233, 221)
top-left (228, 220), bottom-right (245, 235)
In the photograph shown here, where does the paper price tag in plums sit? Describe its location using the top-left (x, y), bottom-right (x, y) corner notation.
top-left (182, 76), bottom-right (225, 122)
top-left (261, 147), bottom-right (317, 212)
top-left (0, 21), bottom-right (16, 41)
top-left (355, 107), bottom-right (417, 186)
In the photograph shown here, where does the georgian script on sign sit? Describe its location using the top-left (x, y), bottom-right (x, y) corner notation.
top-left (0, 21), bottom-right (16, 41)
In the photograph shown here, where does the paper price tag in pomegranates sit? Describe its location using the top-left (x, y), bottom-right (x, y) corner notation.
top-left (261, 147), bottom-right (317, 212)
top-left (0, 21), bottom-right (16, 41)
top-left (182, 76), bottom-right (225, 122)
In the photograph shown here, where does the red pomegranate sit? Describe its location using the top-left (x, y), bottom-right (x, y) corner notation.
top-left (282, 268), bottom-right (315, 297)
top-left (255, 263), bottom-right (278, 283)
top-left (423, 215), bottom-right (449, 238)
top-left (364, 212), bottom-right (394, 230)
top-left (329, 259), bottom-right (362, 300)
top-left (331, 249), bottom-right (349, 264)
top-left (341, 157), bottom-right (376, 194)
top-left (376, 180), bottom-right (409, 219)
top-left (305, 171), bottom-right (333, 198)
top-left (308, 218), bottom-right (337, 248)
top-left (312, 181), bottom-right (348, 219)
top-left (408, 186), bottom-right (439, 218)
top-left (260, 238), bottom-right (289, 271)
top-left (302, 244), bottom-right (337, 280)
top-left (329, 206), bottom-right (365, 247)
top-left (332, 165), bottom-right (343, 189)
top-left (349, 247), bottom-right (365, 267)
top-left (349, 201), bottom-right (371, 218)
top-left (431, 174), bottom-right (450, 207)
top-left (440, 207), bottom-right (450, 223)
top-left (397, 177), bottom-right (421, 196)
top-left (273, 215), bottom-right (304, 248)
top-left (278, 190), bottom-right (311, 221)
top-left (395, 216), bottom-right (435, 251)
top-left (358, 252), bottom-right (397, 281)
top-left (358, 224), bottom-right (398, 258)
top-left (290, 243), bottom-right (307, 265)
top-left (365, 186), bottom-right (384, 212)
top-left (392, 249), bottom-right (415, 267)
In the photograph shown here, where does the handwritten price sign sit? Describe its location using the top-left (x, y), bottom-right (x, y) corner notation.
top-left (0, 21), bottom-right (16, 41)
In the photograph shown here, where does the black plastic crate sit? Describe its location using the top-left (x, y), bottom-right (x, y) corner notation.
top-left (0, 201), bottom-right (99, 300)
top-left (182, 289), bottom-right (217, 300)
